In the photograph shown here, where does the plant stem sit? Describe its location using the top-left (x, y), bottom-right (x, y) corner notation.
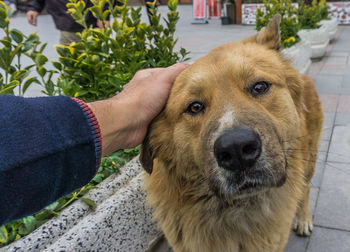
top-left (5, 26), bottom-right (9, 86)
top-left (18, 52), bottom-right (22, 96)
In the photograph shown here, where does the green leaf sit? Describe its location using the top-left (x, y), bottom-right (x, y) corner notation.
top-left (9, 44), bottom-right (23, 63)
top-left (0, 226), bottom-right (8, 244)
top-left (102, 9), bottom-right (110, 21)
top-left (22, 77), bottom-right (40, 94)
top-left (0, 39), bottom-right (11, 48)
top-left (39, 43), bottom-right (47, 53)
top-left (0, 17), bottom-right (9, 29)
top-left (35, 54), bottom-right (48, 66)
top-left (23, 216), bottom-right (36, 232)
top-left (52, 61), bottom-right (62, 71)
top-left (74, 89), bottom-right (89, 97)
top-left (10, 29), bottom-right (24, 43)
top-left (80, 198), bottom-right (97, 210)
top-left (35, 209), bottom-right (59, 221)
top-left (0, 1), bottom-right (8, 18)
top-left (36, 66), bottom-right (47, 77)
top-left (0, 81), bottom-right (19, 94)
top-left (89, 6), bottom-right (103, 20)
top-left (92, 173), bottom-right (104, 183)
top-left (55, 46), bottom-right (71, 57)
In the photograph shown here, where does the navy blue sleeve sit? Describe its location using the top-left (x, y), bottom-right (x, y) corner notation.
top-left (0, 95), bottom-right (101, 226)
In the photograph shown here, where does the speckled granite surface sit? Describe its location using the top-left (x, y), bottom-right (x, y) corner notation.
top-left (1, 157), bottom-right (160, 252)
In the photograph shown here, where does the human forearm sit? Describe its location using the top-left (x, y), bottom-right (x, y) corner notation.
top-left (0, 95), bottom-right (100, 225)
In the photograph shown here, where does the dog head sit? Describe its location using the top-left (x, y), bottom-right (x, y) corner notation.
top-left (140, 15), bottom-right (303, 201)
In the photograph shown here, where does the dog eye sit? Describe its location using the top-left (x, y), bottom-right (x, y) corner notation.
top-left (186, 102), bottom-right (205, 115)
top-left (250, 81), bottom-right (271, 97)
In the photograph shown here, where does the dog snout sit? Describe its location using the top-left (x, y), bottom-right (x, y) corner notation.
top-left (214, 126), bottom-right (262, 171)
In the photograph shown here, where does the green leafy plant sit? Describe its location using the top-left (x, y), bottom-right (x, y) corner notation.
top-left (256, 0), bottom-right (301, 48)
top-left (319, 0), bottom-right (329, 20)
top-left (0, 1), bottom-right (57, 96)
top-left (298, 0), bottom-right (321, 29)
top-left (52, 0), bottom-right (189, 102)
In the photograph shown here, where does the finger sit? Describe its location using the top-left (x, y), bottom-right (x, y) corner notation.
top-left (156, 63), bottom-right (189, 85)
top-left (132, 67), bottom-right (164, 80)
top-left (33, 15), bottom-right (37, 26)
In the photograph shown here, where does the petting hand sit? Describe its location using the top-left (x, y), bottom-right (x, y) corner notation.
top-left (26, 10), bottom-right (39, 26)
top-left (88, 63), bottom-right (189, 155)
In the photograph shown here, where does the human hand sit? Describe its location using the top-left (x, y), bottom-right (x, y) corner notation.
top-left (97, 20), bottom-right (110, 29)
top-left (26, 11), bottom-right (39, 26)
top-left (88, 63), bottom-right (189, 155)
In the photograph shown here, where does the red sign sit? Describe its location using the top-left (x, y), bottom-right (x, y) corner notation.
top-left (193, 0), bottom-right (206, 19)
top-left (208, 0), bottom-right (221, 17)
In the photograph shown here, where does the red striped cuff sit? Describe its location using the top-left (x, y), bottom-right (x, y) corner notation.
top-left (72, 98), bottom-right (102, 172)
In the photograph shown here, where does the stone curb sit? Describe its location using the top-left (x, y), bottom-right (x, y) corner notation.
top-left (320, 19), bottom-right (338, 41)
top-left (298, 26), bottom-right (330, 59)
top-left (1, 157), bottom-right (159, 252)
top-left (282, 39), bottom-right (312, 75)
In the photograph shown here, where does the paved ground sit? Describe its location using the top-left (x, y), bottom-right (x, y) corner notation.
top-left (6, 4), bottom-right (350, 252)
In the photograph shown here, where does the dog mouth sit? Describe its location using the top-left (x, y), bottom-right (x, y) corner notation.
top-left (237, 180), bottom-right (265, 194)
top-left (213, 168), bottom-right (287, 200)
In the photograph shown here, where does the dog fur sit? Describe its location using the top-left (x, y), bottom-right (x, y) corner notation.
top-left (140, 15), bottom-right (324, 252)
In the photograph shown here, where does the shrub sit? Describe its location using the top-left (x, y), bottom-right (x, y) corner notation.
top-left (298, 0), bottom-right (321, 29)
top-left (256, 0), bottom-right (300, 48)
top-left (0, 1), bottom-right (55, 96)
top-left (53, 0), bottom-right (189, 102)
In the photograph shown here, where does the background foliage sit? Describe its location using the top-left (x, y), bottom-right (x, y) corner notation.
top-left (256, 0), bottom-right (331, 48)
top-left (0, 1), bottom-right (56, 96)
top-left (298, 0), bottom-right (321, 29)
top-left (0, 0), bottom-right (188, 247)
top-left (319, 0), bottom-right (329, 20)
top-left (54, 0), bottom-right (189, 101)
top-left (256, 0), bottom-right (300, 48)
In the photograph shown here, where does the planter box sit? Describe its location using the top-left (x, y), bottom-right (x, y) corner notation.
top-left (320, 18), bottom-right (338, 41)
top-left (1, 157), bottom-right (161, 252)
top-left (298, 26), bottom-right (329, 59)
top-left (282, 39), bottom-right (312, 75)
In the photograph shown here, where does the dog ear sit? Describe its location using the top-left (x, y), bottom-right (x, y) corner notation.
top-left (243, 14), bottom-right (281, 51)
top-left (139, 132), bottom-right (155, 174)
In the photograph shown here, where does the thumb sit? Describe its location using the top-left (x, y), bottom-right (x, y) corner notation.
top-left (157, 63), bottom-right (189, 86)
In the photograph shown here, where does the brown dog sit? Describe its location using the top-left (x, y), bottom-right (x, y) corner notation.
top-left (140, 15), bottom-right (324, 252)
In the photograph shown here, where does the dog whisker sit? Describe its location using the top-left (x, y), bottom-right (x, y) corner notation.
top-left (281, 126), bottom-right (332, 144)
top-left (284, 149), bottom-right (349, 159)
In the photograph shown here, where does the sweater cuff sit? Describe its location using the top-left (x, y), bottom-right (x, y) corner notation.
top-left (72, 98), bottom-right (102, 172)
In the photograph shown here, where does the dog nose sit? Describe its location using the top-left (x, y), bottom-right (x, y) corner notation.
top-left (214, 127), bottom-right (262, 171)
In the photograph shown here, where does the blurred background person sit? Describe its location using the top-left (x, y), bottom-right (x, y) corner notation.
top-left (26, 0), bottom-right (110, 45)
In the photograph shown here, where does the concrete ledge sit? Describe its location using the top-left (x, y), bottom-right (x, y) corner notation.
top-left (298, 26), bottom-right (330, 59)
top-left (311, 40), bottom-right (330, 58)
top-left (320, 19), bottom-right (338, 41)
top-left (1, 157), bottom-right (160, 252)
top-left (282, 39), bottom-right (312, 75)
